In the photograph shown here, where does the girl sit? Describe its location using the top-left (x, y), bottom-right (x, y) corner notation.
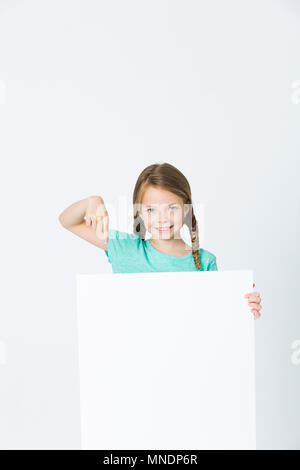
top-left (59, 162), bottom-right (262, 319)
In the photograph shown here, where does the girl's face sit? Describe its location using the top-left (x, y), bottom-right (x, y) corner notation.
top-left (139, 186), bottom-right (189, 240)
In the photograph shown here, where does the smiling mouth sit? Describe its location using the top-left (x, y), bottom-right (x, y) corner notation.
top-left (156, 225), bottom-right (174, 231)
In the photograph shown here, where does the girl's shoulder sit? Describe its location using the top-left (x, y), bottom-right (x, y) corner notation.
top-left (199, 247), bottom-right (216, 260)
top-left (104, 229), bottom-right (141, 264)
top-left (108, 228), bottom-right (139, 240)
top-left (199, 248), bottom-right (217, 270)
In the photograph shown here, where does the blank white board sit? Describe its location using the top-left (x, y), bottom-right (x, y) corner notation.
top-left (76, 270), bottom-right (256, 450)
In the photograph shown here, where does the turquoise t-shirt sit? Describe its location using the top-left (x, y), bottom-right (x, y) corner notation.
top-left (104, 229), bottom-right (218, 273)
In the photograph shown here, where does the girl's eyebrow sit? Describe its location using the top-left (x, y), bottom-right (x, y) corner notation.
top-left (145, 202), bottom-right (179, 207)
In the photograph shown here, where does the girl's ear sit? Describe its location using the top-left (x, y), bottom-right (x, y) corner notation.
top-left (184, 205), bottom-right (190, 217)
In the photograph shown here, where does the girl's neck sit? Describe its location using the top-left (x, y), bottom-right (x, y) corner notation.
top-left (149, 237), bottom-right (192, 255)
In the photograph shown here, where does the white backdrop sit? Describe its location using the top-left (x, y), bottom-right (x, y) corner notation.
top-left (0, 0), bottom-right (299, 449)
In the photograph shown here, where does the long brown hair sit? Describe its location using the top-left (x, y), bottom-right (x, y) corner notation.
top-left (132, 162), bottom-right (201, 270)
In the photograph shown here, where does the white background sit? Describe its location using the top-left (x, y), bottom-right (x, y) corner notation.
top-left (0, 0), bottom-right (299, 449)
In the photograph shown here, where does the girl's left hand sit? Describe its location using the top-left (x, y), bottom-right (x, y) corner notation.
top-left (244, 283), bottom-right (262, 320)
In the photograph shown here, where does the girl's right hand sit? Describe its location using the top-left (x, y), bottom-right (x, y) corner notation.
top-left (85, 196), bottom-right (109, 245)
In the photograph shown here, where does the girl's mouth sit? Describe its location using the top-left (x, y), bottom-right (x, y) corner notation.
top-left (156, 225), bottom-right (173, 232)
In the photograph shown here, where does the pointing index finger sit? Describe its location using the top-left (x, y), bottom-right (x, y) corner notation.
top-left (104, 215), bottom-right (109, 245)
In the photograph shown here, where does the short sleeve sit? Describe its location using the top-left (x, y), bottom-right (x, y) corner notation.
top-left (104, 229), bottom-right (117, 264)
top-left (104, 229), bottom-right (139, 265)
top-left (207, 256), bottom-right (218, 271)
top-left (104, 248), bottom-right (112, 264)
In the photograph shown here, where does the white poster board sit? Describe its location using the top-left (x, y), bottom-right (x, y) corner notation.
top-left (76, 270), bottom-right (256, 450)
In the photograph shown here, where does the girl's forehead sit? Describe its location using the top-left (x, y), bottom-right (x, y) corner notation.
top-left (141, 186), bottom-right (182, 205)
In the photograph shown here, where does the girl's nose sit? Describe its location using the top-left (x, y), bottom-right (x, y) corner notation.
top-left (158, 213), bottom-right (171, 224)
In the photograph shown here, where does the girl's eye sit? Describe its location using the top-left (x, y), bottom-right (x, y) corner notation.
top-left (147, 206), bottom-right (178, 213)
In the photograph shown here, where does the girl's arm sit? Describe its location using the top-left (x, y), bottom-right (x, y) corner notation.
top-left (58, 195), bottom-right (109, 250)
top-left (58, 195), bottom-right (99, 228)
